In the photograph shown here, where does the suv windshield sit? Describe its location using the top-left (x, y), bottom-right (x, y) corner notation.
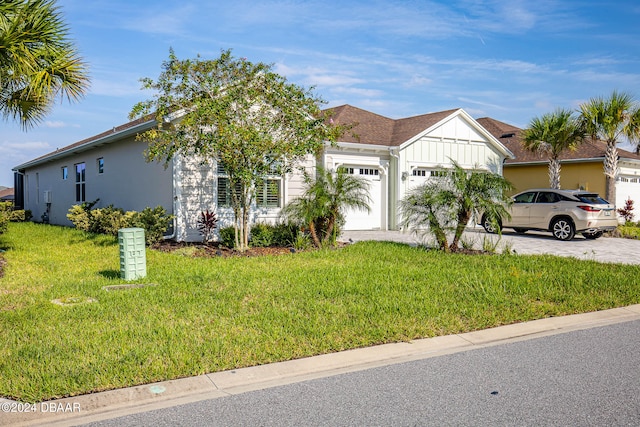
top-left (577, 194), bottom-right (609, 204)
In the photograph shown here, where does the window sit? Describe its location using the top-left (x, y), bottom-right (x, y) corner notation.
top-left (97, 158), bottom-right (104, 174)
top-left (412, 169), bottom-right (427, 177)
top-left (75, 163), bottom-right (86, 202)
top-left (514, 192), bottom-right (536, 203)
top-left (62, 166), bottom-right (68, 180)
top-left (340, 167), bottom-right (355, 175)
top-left (359, 168), bottom-right (379, 176)
top-left (430, 170), bottom-right (448, 178)
top-left (216, 162), bottom-right (243, 208)
top-left (216, 162), bottom-right (281, 208)
top-left (256, 179), bottom-right (281, 208)
top-left (535, 192), bottom-right (560, 203)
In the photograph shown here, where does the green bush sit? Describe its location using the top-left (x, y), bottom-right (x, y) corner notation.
top-left (67, 203), bottom-right (173, 246)
top-left (250, 223), bottom-right (274, 247)
top-left (89, 205), bottom-right (134, 236)
top-left (272, 222), bottom-right (300, 247)
top-left (130, 206), bottom-right (174, 246)
top-left (0, 202), bottom-right (10, 234)
top-left (218, 226), bottom-right (235, 248)
top-left (9, 210), bottom-right (32, 222)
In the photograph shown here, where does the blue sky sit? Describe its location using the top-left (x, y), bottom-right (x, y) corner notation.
top-left (3, 0), bottom-right (640, 187)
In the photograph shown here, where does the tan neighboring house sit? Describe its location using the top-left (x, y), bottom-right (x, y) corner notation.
top-left (12, 105), bottom-right (512, 241)
top-left (0, 187), bottom-right (14, 202)
top-left (477, 117), bottom-right (640, 208)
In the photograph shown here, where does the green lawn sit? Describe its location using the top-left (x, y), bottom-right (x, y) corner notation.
top-left (1, 222), bottom-right (639, 402)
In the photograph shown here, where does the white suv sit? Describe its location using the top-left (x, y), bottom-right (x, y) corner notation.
top-left (481, 189), bottom-right (618, 241)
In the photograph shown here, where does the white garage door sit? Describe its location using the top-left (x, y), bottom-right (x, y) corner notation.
top-left (616, 176), bottom-right (640, 209)
top-left (342, 166), bottom-right (383, 230)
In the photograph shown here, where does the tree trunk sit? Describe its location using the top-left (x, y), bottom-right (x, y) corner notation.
top-left (308, 221), bottom-right (322, 248)
top-left (603, 141), bottom-right (618, 205)
top-left (548, 157), bottom-right (561, 189)
top-left (450, 211), bottom-right (470, 251)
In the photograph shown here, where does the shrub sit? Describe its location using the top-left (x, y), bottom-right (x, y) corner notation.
top-left (250, 223), bottom-right (274, 247)
top-left (0, 202), bottom-right (10, 234)
top-left (272, 222), bottom-right (300, 247)
top-left (9, 210), bottom-right (32, 222)
top-left (67, 202), bottom-right (173, 246)
top-left (617, 198), bottom-right (634, 223)
top-left (197, 210), bottom-right (218, 243)
top-left (218, 226), bottom-right (235, 248)
top-left (89, 205), bottom-right (133, 236)
top-left (130, 206), bottom-right (174, 246)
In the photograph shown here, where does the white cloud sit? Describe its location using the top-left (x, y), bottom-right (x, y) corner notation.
top-left (45, 121), bottom-right (66, 128)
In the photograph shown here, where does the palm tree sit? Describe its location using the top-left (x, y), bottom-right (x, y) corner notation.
top-left (281, 167), bottom-right (371, 247)
top-left (522, 108), bottom-right (585, 189)
top-left (0, 0), bottom-right (89, 129)
top-left (400, 162), bottom-right (513, 252)
top-left (579, 91), bottom-right (640, 204)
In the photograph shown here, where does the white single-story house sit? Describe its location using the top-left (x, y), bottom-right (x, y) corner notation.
top-left (13, 105), bottom-right (513, 241)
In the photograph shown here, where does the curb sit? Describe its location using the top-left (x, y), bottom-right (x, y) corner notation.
top-left (3, 304), bottom-right (640, 426)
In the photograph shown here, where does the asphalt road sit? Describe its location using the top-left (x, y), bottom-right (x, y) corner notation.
top-left (85, 319), bottom-right (640, 427)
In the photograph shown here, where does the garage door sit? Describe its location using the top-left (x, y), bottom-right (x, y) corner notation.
top-left (342, 166), bottom-right (383, 230)
top-left (616, 177), bottom-right (640, 208)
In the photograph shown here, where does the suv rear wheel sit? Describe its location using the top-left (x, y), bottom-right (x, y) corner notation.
top-left (481, 215), bottom-right (501, 234)
top-left (551, 218), bottom-right (575, 241)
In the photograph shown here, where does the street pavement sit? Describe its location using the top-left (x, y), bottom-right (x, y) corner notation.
top-left (340, 228), bottom-right (640, 265)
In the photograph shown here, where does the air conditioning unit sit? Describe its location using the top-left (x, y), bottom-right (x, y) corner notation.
top-left (43, 190), bottom-right (52, 204)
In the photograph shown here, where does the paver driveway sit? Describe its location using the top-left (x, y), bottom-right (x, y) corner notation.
top-left (340, 228), bottom-right (640, 265)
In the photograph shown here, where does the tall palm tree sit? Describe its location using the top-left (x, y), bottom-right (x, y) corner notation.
top-left (522, 108), bottom-right (585, 189)
top-left (400, 162), bottom-right (513, 252)
top-left (579, 91), bottom-right (640, 204)
top-left (0, 0), bottom-right (89, 129)
top-left (281, 167), bottom-right (371, 247)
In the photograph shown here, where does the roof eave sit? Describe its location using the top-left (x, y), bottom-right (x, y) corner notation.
top-left (12, 119), bottom-right (157, 171)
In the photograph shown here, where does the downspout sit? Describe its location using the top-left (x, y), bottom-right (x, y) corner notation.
top-left (389, 148), bottom-right (400, 230)
top-left (163, 157), bottom-right (178, 240)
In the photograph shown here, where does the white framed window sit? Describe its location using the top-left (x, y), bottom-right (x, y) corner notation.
top-left (75, 162), bottom-right (86, 202)
top-left (256, 179), bottom-right (281, 208)
top-left (97, 158), bottom-right (104, 174)
top-left (412, 169), bottom-right (427, 177)
top-left (62, 166), bottom-right (68, 180)
top-left (359, 168), bottom-right (379, 176)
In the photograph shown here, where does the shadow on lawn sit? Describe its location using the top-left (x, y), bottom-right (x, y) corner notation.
top-left (99, 269), bottom-right (121, 279)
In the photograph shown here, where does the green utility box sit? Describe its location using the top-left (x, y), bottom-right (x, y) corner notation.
top-left (118, 228), bottom-right (146, 280)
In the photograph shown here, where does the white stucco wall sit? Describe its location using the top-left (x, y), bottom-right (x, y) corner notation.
top-left (21, 136), bottom-right (172, 226)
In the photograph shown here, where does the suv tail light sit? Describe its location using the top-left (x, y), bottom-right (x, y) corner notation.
top-left (578, 205), bottom-right (601, 212)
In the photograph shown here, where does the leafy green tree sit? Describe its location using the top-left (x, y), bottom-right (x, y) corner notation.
top-left (399, 162), bottom-right (513, 252)
top-left (130, 50), bottom-right (345, 251)
top-left (280, 167), bottom-right (371, 248)
top-left (0, 0), bottom-right (89, 128)
top-left (522, 108), bottom-right (585, 189)
top-left (579, 91), bottom-right (640, 203)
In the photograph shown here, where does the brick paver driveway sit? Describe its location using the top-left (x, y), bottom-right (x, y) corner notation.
top-left (340, 228), bottom-right (640, 265)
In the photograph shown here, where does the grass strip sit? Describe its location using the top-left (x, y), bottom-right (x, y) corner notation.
top-left (1, 222), bottom-right (639, 402)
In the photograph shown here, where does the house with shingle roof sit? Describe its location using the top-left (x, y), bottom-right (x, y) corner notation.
top-left (477, 117), bottom-right (640, 208)
top-left (12, 105), bottom-right (512, 240)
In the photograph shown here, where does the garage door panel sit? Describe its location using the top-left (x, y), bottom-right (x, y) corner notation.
top-left (343, 167), bottom-right (383, 230)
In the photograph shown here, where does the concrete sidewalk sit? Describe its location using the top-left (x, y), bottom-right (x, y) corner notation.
top-left (3, 304), bottom-right (640, 427)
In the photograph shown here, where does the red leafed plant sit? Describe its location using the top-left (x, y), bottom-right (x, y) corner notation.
top-left (617, 197), bottom-right (634, 223)
top-left (197, 209), bottom-right (218, 243)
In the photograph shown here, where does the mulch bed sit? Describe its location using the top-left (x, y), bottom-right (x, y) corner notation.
top-left (152, 240), bottom-right (302, 258)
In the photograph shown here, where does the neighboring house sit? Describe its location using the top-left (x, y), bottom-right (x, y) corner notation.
top-left (477, 117), bottom-right (640, 208)
top-left (13, 105), bottom-right (512, 241)
top-left (0, 187), bottom-right (14, 202)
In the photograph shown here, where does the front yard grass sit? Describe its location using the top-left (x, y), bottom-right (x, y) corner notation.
top-left (1, 222), bottom-right (639, 402)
